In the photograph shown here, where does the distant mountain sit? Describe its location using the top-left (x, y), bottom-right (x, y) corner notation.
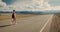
top-left (0, 10), bottom-right (60, 14)
top-left (0, 11), bottom-right (43, 14)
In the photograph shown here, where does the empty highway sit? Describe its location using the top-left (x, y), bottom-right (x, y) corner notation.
top-left (0, 15), bottom-right (53, 32)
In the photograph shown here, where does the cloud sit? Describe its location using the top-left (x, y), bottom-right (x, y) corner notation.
top-left (0, 0), bottom-right (60, 11)
top-left (48, 0), bottom-right (60, 6)
top-left (52, 6), bottom-right (60, 10)
top-left (0, 0), bottom-right (9, 11)
top-left (8, 0), bottom-right (54, 11)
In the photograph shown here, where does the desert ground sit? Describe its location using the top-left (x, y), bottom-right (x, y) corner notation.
top-left (0, 14), bottom-right (37, 21)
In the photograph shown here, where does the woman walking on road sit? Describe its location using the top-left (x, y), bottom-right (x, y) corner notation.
top-left (11, 10), bottom-right (17, 24)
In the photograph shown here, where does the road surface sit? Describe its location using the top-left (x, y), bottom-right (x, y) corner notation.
top-left (0, 15), bottom-right (53, 32)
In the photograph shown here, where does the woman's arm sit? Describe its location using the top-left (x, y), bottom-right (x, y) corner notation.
top-left (14, 13), bottom-right (16, 18)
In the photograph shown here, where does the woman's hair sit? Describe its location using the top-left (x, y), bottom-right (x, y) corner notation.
top-left (13, 10), bottom-right (15, 12)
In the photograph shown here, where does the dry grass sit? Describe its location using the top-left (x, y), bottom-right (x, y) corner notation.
top-left (55, 14), bottom-right (60, 17)
top-left (0, 14), bottom-right (36, 21)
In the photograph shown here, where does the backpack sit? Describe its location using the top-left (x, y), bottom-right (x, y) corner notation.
top-left (12, 13), bottom-right (15, 18)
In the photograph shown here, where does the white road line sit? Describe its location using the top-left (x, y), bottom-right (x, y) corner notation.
top-left (40, 15), bottom-right (53, 32)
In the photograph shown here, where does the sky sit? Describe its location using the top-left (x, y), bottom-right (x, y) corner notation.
top-left (0, 0), bottom-right (60, 11)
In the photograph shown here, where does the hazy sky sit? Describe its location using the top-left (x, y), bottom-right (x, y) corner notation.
top-left (0, 0), bottom-right (60, 11)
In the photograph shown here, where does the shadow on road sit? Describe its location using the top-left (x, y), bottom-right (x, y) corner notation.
top-left (0, 24), bottom-right (12, 28)
top-left (49, 14), bottom-right (60, 32)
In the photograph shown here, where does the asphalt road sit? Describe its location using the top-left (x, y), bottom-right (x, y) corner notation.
top-left (0, 15), bottom-right (53, 32)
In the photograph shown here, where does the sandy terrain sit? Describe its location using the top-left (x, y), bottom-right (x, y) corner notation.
top-left (49, 14), bottom-right (60, 32)
top-left (0, 14), bottom-right (37, 21)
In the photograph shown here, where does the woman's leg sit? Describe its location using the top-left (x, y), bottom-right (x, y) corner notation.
top-left (11, 18), bottom-right (14, 24)
top-left (14, 18), bottom-right (16, 24)
top-left (11, 18), bottom-right (16, 24)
